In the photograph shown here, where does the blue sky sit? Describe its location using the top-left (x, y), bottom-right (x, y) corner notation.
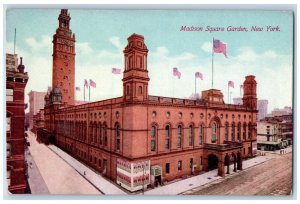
top-left (6, 9), bottom-right (294, 113)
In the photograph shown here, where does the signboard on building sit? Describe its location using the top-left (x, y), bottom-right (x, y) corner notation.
top-left (116, 158), bottom-right (150, 192)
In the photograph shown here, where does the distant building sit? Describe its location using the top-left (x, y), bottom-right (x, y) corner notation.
top-left (233, 97), bottom-right (242, 105)
top-left (257, 113), bottom-right (293, 151)
top-left (257, 100), bottom-right (268, 120)
top-left (257, 120), bottom-right (281, 151)
top-left (6, 55), bottom-right (29, 193)
top-left (28, 91), bottom-right (47, 130)
top-left (271, 106), bottom-right (292, 117)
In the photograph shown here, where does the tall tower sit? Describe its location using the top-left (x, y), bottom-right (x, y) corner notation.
top-left (242, 75), bottom-right (257, 110)
top-left (52, 9), bottom-right (76, 106)
top-left (122, 34), bottom-right (149, 102)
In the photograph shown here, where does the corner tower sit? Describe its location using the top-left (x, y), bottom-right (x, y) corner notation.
top-left (242, 75), bottom-right (257, 110)
top-left (122, 34), bottom-right (149, 102)
top-left (52, 9), bottom-right (76, 106)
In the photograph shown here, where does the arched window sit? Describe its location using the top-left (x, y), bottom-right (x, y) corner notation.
top-left (189, 125), bottom-right (193, 146)
top-left (94, 122), bottom-right (97, 143)
top-left (199, 125), bottom-right (204, 145)
top-left (116, 124), bottom-right (121, 150)
top-left (243, 122), bottom-right (247, 140)
top-left (89, 122), bottom-right (93, 143)
top-left (138, 86), bottom-right (143, 95)
top-left (211, 122), bottom-right (217, 143)
top-left (177, 125), bottom-right (182, 148)
top-left (97, 123), bottom-right (101, 145)
top-left (231, 122), bottom-right (235, 141)
top-left (165, 125), bottom-right (170, 149)
top-left (225, 122), bottom-right (229, 141)
top-left (151, 125), bottom-right (157, 151)
top-left (99, 123), bottom-right (103, 145)
top-left (248, 123), bottom-right (252, 139)
top-left (237, 122), bottom-right (241, 141)
top-left (104, 123), bottom-right (108, 146)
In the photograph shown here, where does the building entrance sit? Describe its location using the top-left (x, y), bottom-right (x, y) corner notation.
top-left (208, 154), bottom-right (219, 170)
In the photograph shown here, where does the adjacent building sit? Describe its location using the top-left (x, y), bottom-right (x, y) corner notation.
top-left (37, 9), bottom-right (258, 192)
top-left (6, 55), bottom-right (29, 193)
top-left (257, 99), bottom-right (268, 120)
top-left (28, 91), bottom-right (47, 130)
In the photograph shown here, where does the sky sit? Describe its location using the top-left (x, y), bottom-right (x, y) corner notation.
top-left (5, 9), bottom-right (294, 113)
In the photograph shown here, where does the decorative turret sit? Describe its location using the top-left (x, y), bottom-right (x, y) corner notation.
top-left (242, 75), bottom-right (257, 110)
top-left (122, 33), bottom-right (150, 102)
top-left (17, 57), bottom-right (25, 73)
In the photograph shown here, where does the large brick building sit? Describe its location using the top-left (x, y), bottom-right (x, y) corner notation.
top-left (38, 9), bottom-right (258, 192)
top-left (6, 55), bottom-right (29, 193)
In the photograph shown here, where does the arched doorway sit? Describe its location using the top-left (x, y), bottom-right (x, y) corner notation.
top-left (208, 154), bottom-right (219, 170)
top-left (232, 153), bottom-right (237, 172)
top-left (224, 154), bottom-right (230, 174)
top-left (237, 152), bottom-right (242, 170)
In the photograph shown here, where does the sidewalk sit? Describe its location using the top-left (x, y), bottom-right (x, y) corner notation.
top-left (26, 131), bottom-right (101, 194)
top-left (48, 145), bottom-right (127, 195)
top-left (26, 148), bottom-right (50, 194)
top-left (143, 152), bottom-right (278, 195)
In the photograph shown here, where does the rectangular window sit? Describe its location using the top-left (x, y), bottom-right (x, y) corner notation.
top-left (248, 147), bottom-right (251, 155)
top-left (6, 89), bottom-right (13, 102)
top-left (166, 163), bottom-right (170, 174)
top-left (178, 161), bottom-right (182, 171)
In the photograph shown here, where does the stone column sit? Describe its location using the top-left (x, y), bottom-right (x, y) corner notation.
top-left (218, 157), bottom-right (225, 177)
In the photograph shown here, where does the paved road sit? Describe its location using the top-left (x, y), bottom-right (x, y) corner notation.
top-left (185, 152), bottom-right (292, 196)
top-left (26, 131), bottom-right (102, 195)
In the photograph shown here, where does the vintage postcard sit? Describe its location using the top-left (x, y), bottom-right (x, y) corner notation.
top-left (5, 6), bottom-right (294, 198)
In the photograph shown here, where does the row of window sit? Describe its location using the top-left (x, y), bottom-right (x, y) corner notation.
top-left (58, 111), bottom-right (120, 120)
top-left (151, 111), bottom-right (252, 120)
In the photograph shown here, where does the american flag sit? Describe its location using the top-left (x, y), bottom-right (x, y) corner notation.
top-left (112, 68), bottom-right (121, 74)
top-left (89, 79), bottom-right (96, 88)
top-left (228, 80), bottom-right (234, 88)
top-left (84, 79), bottom-right (89, 87)
top-left (195, 72), bottom-right (203, 80)
top-left (213, 39), bottom-right (227, 58)
top-left (173, 67), bottom-right (181, 79)
top-left (75, 87), bottom-right (80, 91)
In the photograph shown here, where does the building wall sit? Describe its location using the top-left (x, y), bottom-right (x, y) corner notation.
top-left (6, 55), bottom-right (28, 194)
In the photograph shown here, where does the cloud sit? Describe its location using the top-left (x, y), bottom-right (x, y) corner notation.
top-left (25, 35), bottom-right (52, 51)
top-left (109, 36), bottom-right (122, 50)
top-left (201, 42), bottom-right (212, 53)
top-left (77, 42), bottom-right (93, 55)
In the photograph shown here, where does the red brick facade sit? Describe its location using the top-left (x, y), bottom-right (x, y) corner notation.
top-left (52, 9), bottom-right (75, 106)
top-left (38, 10), bottom-right (258, 192)
top-left (6, 57), bottom-right (29, 193)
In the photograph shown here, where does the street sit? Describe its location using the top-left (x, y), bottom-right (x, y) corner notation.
top-left (26, 131), bottom-right (102, 194)
top-left (184, 152), bottom-right (292, 196)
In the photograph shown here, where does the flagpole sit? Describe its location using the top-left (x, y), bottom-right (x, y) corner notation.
top-left (84, 82), bottom-right (85, 102)
top-left (212, 37), bottom-right (214, 89)
top-left (195, 75), bottom-right (196, 97)
top-left (228, 85), bottom-right (229, 104)
top-left (14, 28), bottom-right (16, 55)
top-left (89, 84), bottom-right (90, 102)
